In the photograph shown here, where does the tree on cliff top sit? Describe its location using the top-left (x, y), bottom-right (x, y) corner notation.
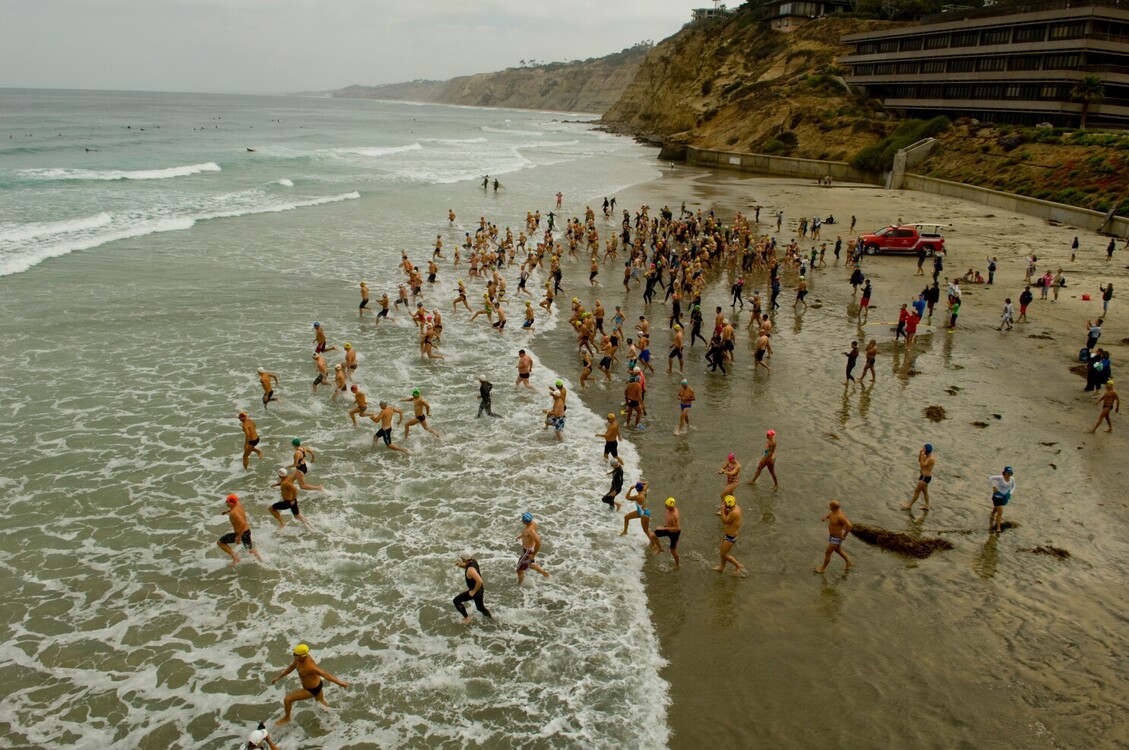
top-left (1072, 76), bottom-right (1105, 131)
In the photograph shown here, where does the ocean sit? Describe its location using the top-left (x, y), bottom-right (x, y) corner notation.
top-left (0, 90), bottom-right (668, 749)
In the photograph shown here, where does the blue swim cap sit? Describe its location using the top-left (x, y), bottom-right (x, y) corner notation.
top-left (635, 482), bottom-right (644, 491)
top-left (521, 512), bottom-right (533, 523)
top-left (313, 322), bottom-right (320, 327)
top-left (924, 443), bottom-right (934, 454)
top-left (1004, 466), bottom-right (1014, 474)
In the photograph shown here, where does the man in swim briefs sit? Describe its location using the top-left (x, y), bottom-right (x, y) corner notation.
top-left (814, 499), bottom-right (853, 573)
top-left (257, 368), bottom-right (280, 409)
top-left (269, 467), bottom-right (312, 529)
top-left (902, 443), bottom-right (936, 510)
top-left (370, 401), bottom-right (410, 455)
top-left (595, 412), bottom-right (619, 460)
top-left (713, 495), bottom-right (743, 574)
top-left (653, 497), bottom-right (682, 569)
top-left (516, 512), bottom-right (550, 584)
top-left (402, 389), bottom-right (440, 439)
top-left (676, 379), bottom-right (694, 435)
top-left (217, 494), bottom-right (263, 566)
top-left (311, 352), bottom-right (329, 394)
top-left (271, 644), bottom-right (349, 726)
top-left (238, 412), bottom-right (262, 470)
top-left (358, 281), bottom-right (369, 317)
top-left (515, 349), bottom-right (534, 390)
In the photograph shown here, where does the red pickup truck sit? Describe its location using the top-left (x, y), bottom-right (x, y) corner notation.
top-left (859, 224), bottom-right (947, 256)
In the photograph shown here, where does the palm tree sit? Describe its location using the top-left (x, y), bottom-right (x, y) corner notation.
top-left (1072, 75), bottom-right (1105, 131)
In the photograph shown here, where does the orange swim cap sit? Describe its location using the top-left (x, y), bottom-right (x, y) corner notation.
top-left (225, 494), bottom-right (238, 505)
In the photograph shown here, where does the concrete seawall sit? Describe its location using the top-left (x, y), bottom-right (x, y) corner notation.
top-left (684, 146), bottom-right (1127, 238)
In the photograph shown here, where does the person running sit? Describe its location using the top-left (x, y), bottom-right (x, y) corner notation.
top-left (238, 412), bottom-right (262, 470)
top-left (748, 429), bottom-right (778, 488)
top-left (369, 402), bottom-right (410, 455)
top-left (621, 481), bottom-right (656, 545)
top-left (312, 322), bottom-right (336, 354)
top-left (257, 368), bottom-right (280, 409)
top-left (666, 324), bottom-right (684, 373)
top-left (718, 453), bottom-right (741, 502)
top-left (289, 439), bottom-right (324, 492)
top-left (217, 494), bottom-right (263, 566)
top-left (988, 466), bottom-right (1015, 533)
top-left (269, 468), bottom-right (312, 529)
top-left (271, 644), bottom-right (350, 726)
top-left (358, 281), bottom-right (369, 317)
top-left (477, 375), bottom-right (500, 418)
top-left (675, 379), bottom-right (695, 436)
top-left (1090, 380), bottom-right (1120, 433)
top-left (595, 412), bottom-right (619, 460)
top-left (515, 349), bottom-right (535, 390)
top-left (453, 555), bottom-right (492, 623)
top-left (602, 458), bottom-right (624, 511)
top-left (402, 389), bottom-right (440, 439)
top-left (713, 495), bottom-right (743, 574)
top-left (516, 513), bottom-right (550, 584)
top-left (543, 380), bottom-right (567, 440)
top-left (754, 331), bottom-right (771, 373)
top-left (860, 340), bottom-right (878, 383)
top-left (241, 722), bottom-right (279, 750)
top-left (653, 498), bottom-right (682, 569)
top-left (902, 443), bottom-right (936, 510)
top-left (347, 384), bottom-right (369, 427)
top-left (814, 499), bottom-right (853, 574)
top-left (843, 341), bottom-right (860, 384)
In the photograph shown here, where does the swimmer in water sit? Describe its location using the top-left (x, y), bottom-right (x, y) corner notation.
top-left (652, 497), bottom-right (682, 569)
top-left (748, 430), bottom-right (779, 488)
top-left (358, 281), bottom-right (369, 317)
top-left (257, 368), bottom-right (280, 409)
top-left (516, 513), bottom-right (550, 584)
top-left (602, 458), bottom-right (624, 511)
top-left (369, 401), bottom-right (410, 455)
top-left (402, 389), bottom-right (440, 439)
top-left (217, 494), bottom-right (263, 566)
top-left (271, 644), bottom-right (350, 726)
top-left (902, 443), bottom-right (935, 510)
top-left (675, 379), bottom-right (694, 435)
top-left (595, 412), bottom-right (619, 461)
top-left (717, 453), bottom-right (741, 503)
top-left (453, 554), bottom-right (492, 623)
top-left (311, 352), bottom-right (329, 394)
top-left (347, 384), bottom-right (369, 427)
top-left (238, 412), bottom-right (262, 469)
top-left (814, 499), bottom-right (853, 573)
top-left (712, 495), bottom-right (743, 574)
top-left (269, 467), bottom-right (312, 529)
top-left (289, 438), bottom-right (324, 492)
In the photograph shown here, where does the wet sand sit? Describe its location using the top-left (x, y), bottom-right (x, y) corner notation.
top-left (534, 167), bottom-right (1129, 748)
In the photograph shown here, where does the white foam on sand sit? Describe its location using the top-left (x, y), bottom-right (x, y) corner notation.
top-left (17, 162), bottom-right (222, 181)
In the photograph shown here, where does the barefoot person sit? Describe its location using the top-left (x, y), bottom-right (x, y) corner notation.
top-left (257, 368), bottom-right (280, 409)
top-left (601, 458), bottom-right (625, 511)
top-left (289, 439), bottom-right (324, 492)
top-left (595, 412), bottom-right (620, 461)
top-left (620, 481), bottom-right (657, 546)
top-left (814, 499), bottom-right (853, 573)
top-left (902, 443), bottom-right (935, 510)
top-left (748, 429), bottom-right (779, 488)
top-left (988, 466), bottom-right (1016, 533)
top-left (1090, 380), bottom-right (1120, 433)
top-left (713, 495), bottom-right (743, 574)
top-left (269, 468), bottom-right (312, 529)
top-left (271, 644), bottom-right (349, 726)
top-left (717, 453), bottom-right (741, 502)
top-left (675, 379), bottom-right (695, 435)
top-left (369, 402), bottom-right (410, 455)
top-left (238, 412), bottom-right (263, 469)
top-left (515, 349), bottom-right (535, 390)
top-left (453, 554), bottom-right (492, 623)
top-left (402, 389), bottom-right (440, 439)
top-left (347, 384), bottom-right (369, 427)
top-left (516, 512), bottom-right (550, 584)
top-left (242, 722), bottom-right (279, 750)
top-left (217, 494), bottom-right (263, 566)
top-left (653, 497), bottom-right (682, 569)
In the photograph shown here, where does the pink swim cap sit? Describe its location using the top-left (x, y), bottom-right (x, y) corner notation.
top-left (727, 453), bottom-right (735, 461)
top-left (767, 430), bottom-right (776, 437)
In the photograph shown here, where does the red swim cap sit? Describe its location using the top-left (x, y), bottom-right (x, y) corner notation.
top-left (226, 494), bottom-right (238, 505)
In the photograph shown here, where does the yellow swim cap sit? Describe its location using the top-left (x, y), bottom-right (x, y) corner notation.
top-left (293, 644), bottom-right (309, 656)
top-left (607, 413), bottom-right (615, 419)
top-left (665, 497), bottom-right (676, 508)
top-left (360, 281), bottom-right (366, 286)
top-left (724, 495), bottom-right (736, 507)
top-left (344, 343), bottom-right (351, 349)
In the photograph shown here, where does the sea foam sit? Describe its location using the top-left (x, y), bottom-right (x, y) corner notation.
top-left (17, 162), bottom-right (222, 181)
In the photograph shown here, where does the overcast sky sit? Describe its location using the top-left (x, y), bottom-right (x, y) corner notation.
top-left (1, 0), bottom-right (699, 93)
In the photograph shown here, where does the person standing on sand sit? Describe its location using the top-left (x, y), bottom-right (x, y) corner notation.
top-left (718, 453), bottom-right (741, 502)
top-left (453, 555), bottom-right (492, 623)
top-left (271, 644), bottom-right (349, 726)
top-left (1100, 283), bottom-right (1114, 316)
top-left (269, 468), bottom-right (312, 530)
top-left (217, 494), bottom-right (263, 566)
top-left (860, 339), bottom-right (878, 383)
top-left (238, 412), bottom-right (262, 469)
top-left (1086, 318), bottom-right (1104, 351)
top-left (713, 495), bottom-right (743, 574)
top-left (516, 512), bottom-right (550, 584)
top-left (676, 379), bottom-right (695, 435)
top-left (1107, 238), bottom-right (1116, 261)
top-left (653, 498), bottom-right (682, 569)
top-left (1071, 236), bottom-right (1079, 262)
top-left (999, 298), bottom-right (1014, 331)
top-left (814, 499), bottom-right (853, 574)
top-left (1017, 286), bottom-right (1033, 323)
top-left (903, 444), bottom-right (936, 510)
top-left (749, 429), bottom-right (779, 488)
top-left (843, 341), bottom-right (860, 384)
top-left (257, 368), bottom-right (280, 409)
top-left (595, 412), bottom-right (620, 460)
top-left (515, 349), bottom-right (534, 390)
top-left (988, 467), bottom-right (1015, 533)
top-left (1090, 380), bottom-right (1120, 433)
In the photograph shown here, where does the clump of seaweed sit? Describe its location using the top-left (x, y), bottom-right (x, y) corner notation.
top-left (924, 405), bottom-right (946, 422)
top-left (1023, 546), bottom-right (1071, 559)
top-left (850, 523), bottom-right (954, 558)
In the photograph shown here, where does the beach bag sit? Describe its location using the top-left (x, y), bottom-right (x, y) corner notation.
top-left (1079, 347), bottom-right (1090, 362)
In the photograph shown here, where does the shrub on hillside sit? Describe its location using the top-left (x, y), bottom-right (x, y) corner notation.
top-left (849, 116), bottom-right (951, 172)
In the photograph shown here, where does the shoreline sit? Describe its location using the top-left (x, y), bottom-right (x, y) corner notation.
top-left (533, 164), bottom-right (1129, 748)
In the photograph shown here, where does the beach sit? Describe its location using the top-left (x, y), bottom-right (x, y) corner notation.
top-left (532, 167), bottom-right (1129, 748)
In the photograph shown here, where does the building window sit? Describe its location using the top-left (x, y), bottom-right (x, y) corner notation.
top-left (947, 58), bottom-right (976, 73)
top-left (977, 57), bottom-right (1007, 72)
top-left (899, 37), bottom-right (923, 51)
top-left (975, 84), bottom-right (1002, 99)
top-left (1048, 22), bottom-right (1086, 39)
top-left (980, 28), bottom-right (1010, 45)
top-left (923, 34), bottom-right (949, 49)
top-left (852, 64), bottom-right (874, 76)
top-left (1044, 53), bottom-right (1082, 69)
top-left (946, 84), bottom-right (972, 98)
top-left (1039, 84), bottom-right (1064, 99)
top-left (896, 62), bottom-right (919, 74)
top-left (857, 42), bottom-right (878, 55)
top-left (1009, 56), bottom-right (1041, 71)
top-left (921, 59), bottom-right (946, 74)
top-left (878, 39), bottom-right (900, 53)
top-left (1013, 25), bottom-right (1046, 43)
top-left (952, 31), bottom-right (979, 47)
top-left (1004, 84), bottom-right (1022, 99)
top-left (874, 63), bottom-right (896, 75)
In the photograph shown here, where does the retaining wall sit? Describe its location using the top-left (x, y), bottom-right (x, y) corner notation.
top-left (685, 147), bottom-right (880, 185)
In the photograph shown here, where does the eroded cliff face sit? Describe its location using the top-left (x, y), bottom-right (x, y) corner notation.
top-left (602, 13), bottom-right (902, 161)
top-left (334, 46), bottom-right (649, 114)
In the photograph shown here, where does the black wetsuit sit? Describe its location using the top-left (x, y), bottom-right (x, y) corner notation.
top-left (602, 465), bottom-right (624, 509)
top-left (477, 380), bottom-right (499, 418)
top-left (453, 560), bottom-right (492, 618)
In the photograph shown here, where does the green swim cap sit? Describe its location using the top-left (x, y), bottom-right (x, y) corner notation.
top-left (412, 389), bottom-right (421, 396)
top-left (292, 438), bottom-right (301, 447)
top-left (555, 379), bottom-right (563, 387)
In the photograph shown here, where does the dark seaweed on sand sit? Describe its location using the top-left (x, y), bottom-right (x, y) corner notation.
top-left (850, 523), bottom-right (954, 558)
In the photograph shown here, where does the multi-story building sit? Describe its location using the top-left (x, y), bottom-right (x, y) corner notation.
top-left (838, 0), bottom-right (1129, 128)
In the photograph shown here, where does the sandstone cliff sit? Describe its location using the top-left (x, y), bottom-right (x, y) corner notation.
top-left (334, 46), bottom-right (650, 114)
top-left (602, 12), bottom-right (903, 161)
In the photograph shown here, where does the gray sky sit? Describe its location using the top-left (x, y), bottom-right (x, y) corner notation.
top-left (1, 0), bottom-right (698, 93)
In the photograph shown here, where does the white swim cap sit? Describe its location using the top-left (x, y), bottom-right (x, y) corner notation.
top-left (277, 468), bottom-right (288, 478)
top-left (249, 728), bottom-right (268, 745)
